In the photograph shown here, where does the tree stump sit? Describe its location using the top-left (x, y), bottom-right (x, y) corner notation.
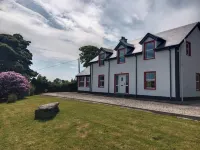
top-left (35, 102), bottom-right (59, 120)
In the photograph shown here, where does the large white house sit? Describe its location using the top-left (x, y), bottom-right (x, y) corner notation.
top-left (76, 22), bottom-right (200, 101)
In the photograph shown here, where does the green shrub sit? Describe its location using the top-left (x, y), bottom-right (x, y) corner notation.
top-left (29, 84), bottom-right (35, 96)
top-left (7, 94), bottom-right (18, 103)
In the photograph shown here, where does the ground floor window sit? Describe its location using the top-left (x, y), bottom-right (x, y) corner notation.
top-left (115, 73), bottom-right (129, 94)
top-left (98, 75), bottom-right (104, 88)
top-left (86, 76), bottom-right (90, 87)
top-left (144, 71), bottom-right (156, 90)
top-left (78, 76), bottom-right (84, 87)
top-left (196, 73), bottom-right (200, 91)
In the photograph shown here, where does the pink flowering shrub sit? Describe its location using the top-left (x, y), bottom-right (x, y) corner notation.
top-left (0, 71), bottom-right (30, 100)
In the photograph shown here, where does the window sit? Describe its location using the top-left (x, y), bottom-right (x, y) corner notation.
top-left (86, 76), bottom-right (90, 87)
top-left (98, 75), bottom-right (104, 88)
top-left (117, 49), bottom-right (125, 64)
top-left (78, 76), bottom-right (84, 87)
top-left (144, 41), bottom-right (155, 60)
top-left (144, 71), bottom-right (156, 90)
top-left (186, 41), bottom-right (191, 56)
top-left (99, 53), bottom-right (105, 66)
top-left (196, 73), bottom-right (200, 91)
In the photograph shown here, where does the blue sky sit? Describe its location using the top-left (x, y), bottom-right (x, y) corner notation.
top-left (0, 0), bottom-right (200, 80)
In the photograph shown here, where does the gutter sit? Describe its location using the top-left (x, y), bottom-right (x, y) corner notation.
top-left (169, 48), bottom-right (172, 99)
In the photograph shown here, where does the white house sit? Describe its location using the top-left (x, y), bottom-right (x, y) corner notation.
top-left (76, 22), bottom-right (200, 101)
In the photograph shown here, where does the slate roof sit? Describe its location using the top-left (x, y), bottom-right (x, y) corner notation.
top-left (76, 67), bottom-right (90, 76)
top-left (100, 47), bottom-right (113, 53)
top-left (90, 22), bottom-right (199, 63)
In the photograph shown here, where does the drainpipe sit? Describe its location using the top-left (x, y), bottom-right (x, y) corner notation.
top-left (180, 40), bottom-right (185, 102)
top-left (135, 54), bottom-right (138, 98)
top-left (108, 59), bottom-right (110, 93)
top-left (91, 64), bottom-right (93, 92)
top-left (169, 48), bottom-right (172, 99)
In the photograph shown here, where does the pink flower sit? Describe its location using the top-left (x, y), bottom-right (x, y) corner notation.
top-left (0, 71), bottom-right (30, 98)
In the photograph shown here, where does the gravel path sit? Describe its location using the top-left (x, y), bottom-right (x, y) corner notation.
top-left (43, 92), bottom-right (200, 119)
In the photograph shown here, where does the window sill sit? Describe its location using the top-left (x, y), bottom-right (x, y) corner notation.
top-left (98, 86), bottom-right (104, 88)
top-left (144, 88), bottom-right (156, 90)
top-left (144, 57), bottom-right (155, 60)
top-left (117, 62), bottom-right (125, 64)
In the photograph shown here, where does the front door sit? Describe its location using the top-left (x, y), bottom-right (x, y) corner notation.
top-left (118, 75), bottom-right (126, 93)
top-left (115, 74), bottom-right (129, 94)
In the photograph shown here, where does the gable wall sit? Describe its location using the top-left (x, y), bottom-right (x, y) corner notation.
top-left (179, 26), bottom-right (200, 98)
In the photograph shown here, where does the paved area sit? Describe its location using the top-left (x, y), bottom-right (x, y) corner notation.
top-left (43, 92), bottom-right (200, 119)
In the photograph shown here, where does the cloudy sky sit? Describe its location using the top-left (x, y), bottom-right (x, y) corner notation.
top-left (0, 0), bottom-right (200, 80)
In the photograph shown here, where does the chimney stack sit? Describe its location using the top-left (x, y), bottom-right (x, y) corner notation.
top-left (121, 36), bottom-right (127, 43)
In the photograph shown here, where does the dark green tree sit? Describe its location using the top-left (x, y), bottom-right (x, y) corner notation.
top-left (0, 33), bottom-right (37, 78)
top-left (79, 45), bottom-right (99, 67)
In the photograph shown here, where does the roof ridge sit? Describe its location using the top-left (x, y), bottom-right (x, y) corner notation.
top-left (156, 22), bottom-right (198, 35)
top-left (129, 22), bottom-right (198, 42)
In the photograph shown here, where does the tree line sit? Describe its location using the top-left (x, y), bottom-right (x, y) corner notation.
top-left (0, 33), bottom-right (99, 97)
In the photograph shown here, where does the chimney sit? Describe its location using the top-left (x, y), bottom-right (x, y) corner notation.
top-left (121, 36), bottom-right (127, 43)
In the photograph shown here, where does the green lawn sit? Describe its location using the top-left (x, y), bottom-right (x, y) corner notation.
top-left (0, 96), bottom-right (200, 150)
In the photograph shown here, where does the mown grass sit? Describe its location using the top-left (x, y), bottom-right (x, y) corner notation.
top-left (0, 95), bottom-right (200, 150)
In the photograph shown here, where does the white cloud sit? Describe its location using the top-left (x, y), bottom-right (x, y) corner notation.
top-left (0, 0), bottom-right (199, 80)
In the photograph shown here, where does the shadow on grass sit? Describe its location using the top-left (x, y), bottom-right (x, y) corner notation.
top-left (34, 111), bottom-right (59, 122)
top-left (0, 97), bottom-right (29, 104)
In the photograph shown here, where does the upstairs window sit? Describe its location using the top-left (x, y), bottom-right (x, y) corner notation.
top-left (86, 76), bottom-right (90, 87)
top-left (78, 77), bottom-right (84, 87)
top-left (98, 75), bottom-right (104, 88)
top-left (186, 41), bottom-right (191, 56)
top-left (144, 71), bottom-right (156, 90)
top-left (99, 53), bottom-right (105, 66)
top-left (144, 41), bottom-right (155, 60)
top-left (196, 73), bottom-right (200, 91)
top-left (117, 49), bottom-right (125, 64)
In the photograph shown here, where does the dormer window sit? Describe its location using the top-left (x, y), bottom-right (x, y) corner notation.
top-left (144, 41), bottom-right (155, 60)
top-left (117, 49), bottom-right (125, 64)
top-left (99, 53), bottom-right (105, 66)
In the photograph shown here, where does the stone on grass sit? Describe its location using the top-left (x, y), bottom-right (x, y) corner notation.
top-left (35, 102), bottom-right (59, 120)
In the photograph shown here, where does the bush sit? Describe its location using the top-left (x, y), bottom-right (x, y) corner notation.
top-left (0, 71), bottom-right (30, 100)
top-left (7, 94), bottom-right (17, 103)
top-left (29, 84), bottom-right (35, 96)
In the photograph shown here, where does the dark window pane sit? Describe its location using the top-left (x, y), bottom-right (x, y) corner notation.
top-left (116, 86), bottom-right (118, 93)
top-left (145, 42), bottom-right (154, 50)
top-left (126, 86), bottom-right (129, 93)
top-left (197, 82), bottom-right (199, 90)
top-left (126, 75), bottom-right (128, 85)
top-left (116, 75), bottom-right (118, 85)
top-left (118, 49), bottom-right (125, 63)
top-left (196, 74), bottom-right (199, 81)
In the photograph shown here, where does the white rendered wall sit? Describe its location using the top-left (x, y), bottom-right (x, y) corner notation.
top-left (91, 61), bottom-right (109, 93)
top-left (137, 49), bottom-right (175, 97)
top-left (179, 27), bottom-right (200, 97)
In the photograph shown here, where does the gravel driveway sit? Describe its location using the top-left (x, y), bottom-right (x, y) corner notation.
top-left (43, 92), bottom-right (200, 119)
